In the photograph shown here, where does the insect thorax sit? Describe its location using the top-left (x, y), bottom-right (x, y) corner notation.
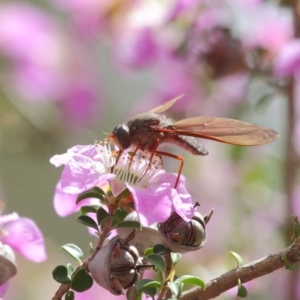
top-left (126, 113), bottom-right (173, 151)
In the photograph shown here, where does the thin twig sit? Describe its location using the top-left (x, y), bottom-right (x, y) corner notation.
top-left (52, 284), bottom-right (71, 300)
top-left (52, 207), bottom-right (114, 300)
top-left (180, 238), bottom-right (300, 300)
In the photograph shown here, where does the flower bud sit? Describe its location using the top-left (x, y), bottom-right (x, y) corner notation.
top-left (158, 210), bottom-right (213, 253)
top-left (89, 237), bottom-right (143, 295)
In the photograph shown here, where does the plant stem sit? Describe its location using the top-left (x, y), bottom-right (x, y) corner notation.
top-left (180, 238), bottom-right (300, 300)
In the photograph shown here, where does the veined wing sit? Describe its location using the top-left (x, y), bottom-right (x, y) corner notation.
top-left (150, 94), bottom-right (184, 114)
top-left (164, 116), bottom-right (280, 146)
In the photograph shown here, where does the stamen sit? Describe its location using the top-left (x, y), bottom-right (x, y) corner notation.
top-left (94, 139), bottom-right (117, 173)
top-left (95, 141), bottom-right (163, 187)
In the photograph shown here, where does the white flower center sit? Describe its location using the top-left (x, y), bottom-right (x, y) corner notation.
top-left (94, 141), bottom-right (117, 173)
top-left (115, 151), bottom-right (163, 187)
top-left (95, 141), bottom-right (163, 187)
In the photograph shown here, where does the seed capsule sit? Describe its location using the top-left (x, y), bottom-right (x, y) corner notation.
top-left (0, 242), bottom-right (17, 285)
top-left (89, 237), bottom-right (143, 295)
top-left (117, 212), bottom-right (162, 255)
top-left (158, 210), bottom-right (213, 253)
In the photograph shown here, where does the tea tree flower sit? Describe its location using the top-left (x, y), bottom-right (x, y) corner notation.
top-left (50, 142), bottom-right (195, 226)
top-left (50, 144), bottom-right (115, 194)
top-left (0, 212), bottom-right (47, 263)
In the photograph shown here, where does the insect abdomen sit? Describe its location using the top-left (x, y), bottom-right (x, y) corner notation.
top-left (166, 135), bottom-right (208, 155)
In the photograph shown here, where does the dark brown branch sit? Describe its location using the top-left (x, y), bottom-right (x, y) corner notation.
top-left (52, 284), bottom-right (70, 300)
top-left (180, 238), bottom-right (300, 300)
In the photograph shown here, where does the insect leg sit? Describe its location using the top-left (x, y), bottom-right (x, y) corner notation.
top-left (113, 149), bottom-right (123, 172)
top-left (154, 151), bottom-right (184, 189)
top-left (140, 140), bottom-right (160, 179)
top-left (128, 147), bottom-right (139, 167)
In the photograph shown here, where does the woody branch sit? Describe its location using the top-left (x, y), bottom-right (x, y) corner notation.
top-left (180, 238), bottom-right (300, 300)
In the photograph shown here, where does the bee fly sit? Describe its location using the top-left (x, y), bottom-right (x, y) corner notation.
top-left (109, 95), bottom-right (279, 187)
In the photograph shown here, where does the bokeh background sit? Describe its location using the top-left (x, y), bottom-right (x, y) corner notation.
top-left (0, 0), bottom-right (299, 299)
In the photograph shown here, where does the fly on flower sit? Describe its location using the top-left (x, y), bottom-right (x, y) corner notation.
top-left (109, 95), bottom-right (280, 187)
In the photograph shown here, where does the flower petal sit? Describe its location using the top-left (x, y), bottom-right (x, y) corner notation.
top-left (0, 282), bottom-right (9, 297)
top-left (109, 179), bottom-right (127, 197)
top-left (0, 213), bottom-right (19, 226)
top-left (1, 218), bottom-right (47, 262)
top-left (53, 181), bottom-right (79, 217)
top-left (156, 172), bottom-right (194, 221)
top-left (51, 144), bottom-right (115, 194)
top-left (50, 144), bottom-right (97, 167)
top-left (53, 181), bottom-right (106, 217)
top-left (60, 154), bottom-right (101, 193)
top-left (128, 183), bottom-right (172, 226)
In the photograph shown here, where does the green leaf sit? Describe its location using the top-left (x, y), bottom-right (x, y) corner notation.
top-left (135, 279), bottom-right (161, 292)
top-left (66, 263), bottom-right (74, 276)
top-left (77, 215), bottom-right (99, 231)
top-left (96, 207), bottom-right (111, 225)
top-left (142, 287), bottom-right (157, 297)
top-left (65, 291), bottom-right (75, 300)
top-left (76, 187), bottom-right (105, 204)
top-left (175, 275), bottom-right (205, 290)
top-left (145, 254), bottom-right (166, 272)
top-left (291, 215), bottom-right (300, 244)
top-left (126, 288), bottom-right (141, 300)
top-left (282, 252), bottom-right (295, 271)
top-left (89, 243), bottom-right (94, 254)
top-left (52, 265), bottom-right (71, 284)
top-left (80, 205), bottom-right (98, 215)
top-left (114, 221), bottom-right (142, 230)
top-left (153, 244), bottom-right (169, 255)
top-left (237, 279), bottom-right (248, 297)
top-left (228, 251), bottom-right (244, 267)
top-left (171, 252), bottom-right (181, 265)
top-left (168, 281), bottom-right (183, 299)
top-left (144, 247), bottom-right (153, 256)
top-left (111, 208), bottom-right (129, 227)
top-left (61, 244), bottom-right (83, 263)
top-left (71, 268), bottom-right (93, 292)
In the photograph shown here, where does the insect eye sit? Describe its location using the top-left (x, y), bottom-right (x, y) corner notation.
top-left (112, 125), bottom-right (131, 149)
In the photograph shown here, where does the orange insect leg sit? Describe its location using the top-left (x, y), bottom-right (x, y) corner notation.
top-left (155, 150), bottom-right (184, 189)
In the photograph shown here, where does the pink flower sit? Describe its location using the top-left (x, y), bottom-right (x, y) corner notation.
top-left (235, 3), bottom-right (293, 53)
top-left (53, 182), bottom-right (80, 217)
top-left (58, 75), bottom-right (100, 127)
top-left (51, 0), bottom-right (105, 37)
top-left (0, 3), bottom-right (64, 62)
top-left (273, 40), bottom-right (300, 78)
top-left (0, 3), bottom-right (68, 101)
top-left (50, 144), bottom-right (115, 216)
top-left (115, 27), bottom-right (159, 69)
top-left (50, 144), bottom-right (115, 194)
top-left (0, 212), bottom-right (47, 263)
top-left (11, 62), bottom-right (66, 102)
top-left (102, 148), bottom-right (194, 226)
top-left (51, 143), bottom-right (195, 226)
top-left (0, 2), bottom-right (101, 127)
top-left (0, 282), bottom-right (8, 297)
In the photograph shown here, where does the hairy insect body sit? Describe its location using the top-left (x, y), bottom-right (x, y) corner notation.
top-left (126, 112), bottom-right (208, 155)
top-left (109, 95), bottom-right (279, 188)
top-left (109, 94), bottom-right (279, 159)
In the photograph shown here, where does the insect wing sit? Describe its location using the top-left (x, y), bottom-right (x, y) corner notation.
top-left (168, 116), bottom-right (280, 146)
top-left (150, 94), bottom-right (184, 114)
